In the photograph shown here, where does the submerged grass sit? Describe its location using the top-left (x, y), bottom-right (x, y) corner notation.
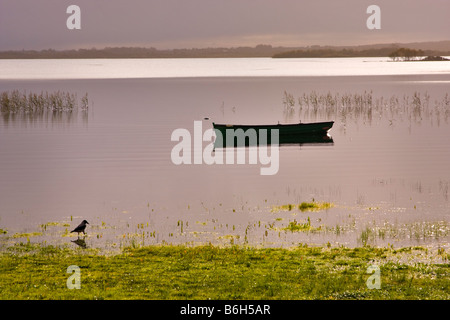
top-left (271, 201), bottom-right (333, 213)
top-left (11, 232), bottom-right (43, 239)
top-left (282, 217), bottom-right (322, 232)
top-left (0, 243), bottom-right (448, 300)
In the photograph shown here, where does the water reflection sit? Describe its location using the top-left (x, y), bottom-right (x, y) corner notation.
top-left (1, 109), bottom-right (88, 127)
top-left (214, 133), bottom-right (333, 148)
top-left (71, 237), bottom-right (87, 249)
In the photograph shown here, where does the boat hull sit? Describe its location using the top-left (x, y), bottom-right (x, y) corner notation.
top-left (213, 121), bottom-right (334, 136)
top-left (212, 121), bottom-right (334, 147)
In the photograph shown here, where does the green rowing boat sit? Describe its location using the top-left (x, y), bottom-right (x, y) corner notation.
top-left (213, 121), bottom-right (333, 136)
top-left (212, 121), bottom-right (334, 147)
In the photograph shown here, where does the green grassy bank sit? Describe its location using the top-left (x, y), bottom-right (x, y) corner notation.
top-left (0, 243), bottom-right (448, 300)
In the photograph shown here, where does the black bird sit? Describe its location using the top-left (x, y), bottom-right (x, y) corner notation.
top-left (70, 220), bottom-right (89, 236)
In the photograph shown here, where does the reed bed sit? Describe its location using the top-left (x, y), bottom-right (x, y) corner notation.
top-left (283, 90), bottom-right (450, 125)
top-left (0, 90), bottom-right (89, 114)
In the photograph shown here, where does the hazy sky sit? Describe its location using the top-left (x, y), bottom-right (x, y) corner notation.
top-left (1, 0), bottom-right (449, 50)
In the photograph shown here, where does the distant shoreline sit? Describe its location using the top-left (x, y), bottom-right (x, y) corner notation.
top-left (1, 41), bottom-right (450, 59)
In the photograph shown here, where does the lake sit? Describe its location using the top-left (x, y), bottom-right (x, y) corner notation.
top-left (1, 57), bottom-right (450, 79)
top-left (0, 58), bottom-right (449, 251)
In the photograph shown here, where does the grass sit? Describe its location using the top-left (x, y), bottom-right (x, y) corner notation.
top-left (271, 201), bottom-right (333, 213)
top-left (40, 222), bottom-right (71, 231)
top-left (282, 217), bottom-right (321, 232)
top-left (0, 243), bottom-right (448, 300)
top-left (11, 232), bottom-right (43, 239)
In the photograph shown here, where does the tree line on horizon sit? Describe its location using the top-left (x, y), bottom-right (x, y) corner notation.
top-left (273, 47), bottom-right (449, 60)
top-left (0, 45), bottom-right (280, 59)
top-left (0, 45), bottom-right (449, 59)
top-left (272, 47), bottom-right (395, 58)
top-left (388, 48), bottom-right (424, 61)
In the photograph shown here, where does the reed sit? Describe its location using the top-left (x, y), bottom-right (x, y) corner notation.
top-left (283, 90), bottom-right (450, 125)
top-left (356, 220), bottom-right (449, 246)
top-left (282, 90), bottom-right (295, 119)
top-left (0, 90), bottom-right (88, 114)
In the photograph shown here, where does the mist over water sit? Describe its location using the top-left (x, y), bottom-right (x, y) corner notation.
top-left (0, 58), bottom-right (449, 251)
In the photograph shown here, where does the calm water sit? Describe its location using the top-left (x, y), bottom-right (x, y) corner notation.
top-left (0, 58), bottom-right (449, 251)
top-left (1, 57), bottom-right (450, 79)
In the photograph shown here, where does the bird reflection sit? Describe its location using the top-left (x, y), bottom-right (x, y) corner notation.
top-left (71, 237), bottom-right (87, 249)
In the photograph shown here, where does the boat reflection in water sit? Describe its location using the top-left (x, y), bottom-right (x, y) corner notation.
top-left (212, 121), bottom-right (334, 148)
